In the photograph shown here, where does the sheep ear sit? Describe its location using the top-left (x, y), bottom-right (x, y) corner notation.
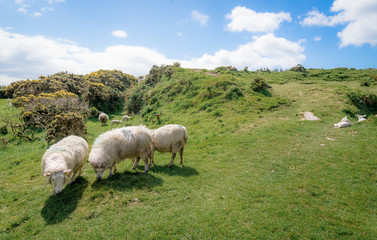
top-left (43, 173), bottom-right (51, 177)
top-left (64, 169), bottom-right (71, 175)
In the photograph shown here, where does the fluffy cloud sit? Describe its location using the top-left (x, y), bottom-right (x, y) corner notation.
top-left (301, 0), bottom-right (377, 47)
top-left (181, 33), bottom-right (305, 70)
top-left (0, 28), bottom-right (173, 84)
top-left (191, 10), bottom-right (209, 26)
top-left (226, 6), bottom-right (291, 33)
top-left (112, 30), bottom-right (128, 39)
top-left (0, 29), bottom-right (305, 85)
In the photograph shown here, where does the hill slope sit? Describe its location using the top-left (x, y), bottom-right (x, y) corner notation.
top-left (1, 67), bottom-right (377, 239)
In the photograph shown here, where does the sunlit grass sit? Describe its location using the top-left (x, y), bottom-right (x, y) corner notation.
top-left (1, 69), bottom-right (377, 239)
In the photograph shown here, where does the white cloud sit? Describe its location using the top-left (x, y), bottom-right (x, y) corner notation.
top-left (226, 6), bottom-right (291, 33)
top-left (181, 33), bottom-right (305, 70)
top-left (112, 30), bottom-right (128, 39)
top-left (314, 36), bottom-right (322, 42)
top-left (300, 10), bottom-right (338, 26)
top-left (32, 12), bottom-right (42, 17)
top-left (191, 10), bottom-right (209, 26)
top-left (301, 0), bottom-right (377, 47)
top-left (0, 28), bottom-right (173, 83)
top-left (177, 32), bottom-right (182, 37)
top-left (17, 7), bottom-right (27, 14)
top-left (0, 29), bottom-right (305, 85)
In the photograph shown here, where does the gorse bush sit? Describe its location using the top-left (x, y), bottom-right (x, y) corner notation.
top-left (251, 77), bottom-right (271, 92)
top-left (10, 90), bottom-right (89, 142)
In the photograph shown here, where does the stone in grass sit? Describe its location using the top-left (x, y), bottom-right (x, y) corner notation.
top-left (303, 112), bottom-right (320, 121)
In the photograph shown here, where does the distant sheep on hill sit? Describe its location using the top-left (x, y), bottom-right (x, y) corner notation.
top-left (334, 116), bottom-right (351, 128)
top-left (122, 115), bottom-right (130, 122)
top-left (98, 112), bottom-right (109, 126)
top-left (149, 124), bottom-right (188, 168)
top-left (42, 136), bottom-right (89, 196)
top-left (111, 120), bottom-right (122, 127)
top-left (89, 126), bottom-right (154, 180)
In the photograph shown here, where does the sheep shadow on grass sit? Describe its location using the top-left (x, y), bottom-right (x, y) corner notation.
top-left (91, 171), bottom-right (163, 192)
top-left (41, 176), bottom-right (88, 225)
top-left (149, 164), bottom-right (199, 177)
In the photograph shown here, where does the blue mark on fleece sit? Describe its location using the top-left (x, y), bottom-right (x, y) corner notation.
top-left (121, 129), bottom-right (134, 140)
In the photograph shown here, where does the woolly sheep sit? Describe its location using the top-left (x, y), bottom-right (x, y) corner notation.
top-left (111, 120), bottom-right (122, 127)
top-left (42, 136), bottom-right (89, 196)
top-left (98, 112), bottom-right (109, 126)
top-left (357, 114), bottom-right (367, 122)
top-left (334, 116), bottom-right (351, 128)
top-left (89, 126), bottom-right (154, 180)
top-left (122, 115), bottom-right (130, 122)
top-left (149, 124), bottom-right (188, 168)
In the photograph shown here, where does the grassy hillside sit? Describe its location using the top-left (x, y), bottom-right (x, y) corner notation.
top-left (1, 68), bottom-right (377, 239)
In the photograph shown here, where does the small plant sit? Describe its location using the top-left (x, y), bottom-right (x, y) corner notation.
top-left (225, 86), bottom-right (244, 100)
top-left (0, 125), bottom-right (8, 135)
top-left (251, 77), bottom-right (271, 92)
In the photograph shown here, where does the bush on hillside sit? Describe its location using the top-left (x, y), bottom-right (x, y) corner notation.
top-left (346, 89), bottom-right (377, 113)
top-left (8, 90), bottom-right (89, 142)
top-left (251, 77), bottom-right (271, 92)
top-left (225, 86), bottom-right (244, 100)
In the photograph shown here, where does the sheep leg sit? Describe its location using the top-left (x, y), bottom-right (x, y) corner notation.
top-left (168, 152), bottom-right (176, 168)
top-left (114, 164), bottom-right (117, 173)
top-left (109, 165), bottom-right (113, 178)
top-left (131, 157), bottom-right (140, 170)
top-left (149, 151), bottom-right (155, 167)
top-left (143, 158), bottom-right (149, 174)
top-left (179, 147), bottom-right (184, 165)
top-left (68, 171), bottom-right (77, 185)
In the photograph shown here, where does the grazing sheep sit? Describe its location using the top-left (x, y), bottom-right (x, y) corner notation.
top-left (334, 116), bottom-right (351, 128)
top-left (98, 112), bottom-right (109, 126)
top-left (111, 120), bottom-right (122, 127)
top-left (89, 126), bottom-right (154, 180)
top-left (357, 114), bottom-right (367, 122)
top-left (42, 136), bottom-right (89, 196)
top-left (122, 115), bottom-right (130, 122)
top-left (149, 124), bottom-right (188, 168)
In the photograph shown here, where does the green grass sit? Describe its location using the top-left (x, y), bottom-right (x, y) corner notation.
top-left (1, 68), bottom-right (377, 239)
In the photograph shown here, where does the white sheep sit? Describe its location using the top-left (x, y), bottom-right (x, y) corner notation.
top-left (98, 112), bottom-right (109, 126)
top-left (42, 136), bottom-right (89, 196)
top-left (89, 126), bottom-right (154, 180)
top-left (122, 115), bottom-right (130, 122)
top-left (334, 116), bottom-right (351, 128)
top-left (111, 120), bottom-right (122, 127)
top-left (357, 114), bottom-right (367, 122)
top-left (149, 124), bottom-right (188, 168)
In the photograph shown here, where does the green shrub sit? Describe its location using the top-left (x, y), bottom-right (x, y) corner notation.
top-left (46, 112), bottom-right (87, 143)
top-left (0, 125), bottom-right (7, 135)
top-left (251, 77), bottom-right (271, 92)
top-left (225, 86), bottom-right (244, 100)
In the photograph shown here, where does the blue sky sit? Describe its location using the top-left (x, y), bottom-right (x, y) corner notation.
top-left (1, 0), bottom-right (377, 85)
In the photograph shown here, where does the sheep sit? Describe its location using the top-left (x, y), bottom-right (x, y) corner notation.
top-left (122, 115), bottom-right (130, 122)
top-left (88, 126), bottom-right (154, 180)
top-left (42, 136), bottom-right (89, 196)
top-left (111, 120), bottom-right (122, 127)
top-left (357, 114), bottom-right (367, 122)
top-left (98, 112), bottom-right (109, 126)
top-left (334, 116), bottom-right (351, 128)
top-left (149, 124), bottom-right (188, 168)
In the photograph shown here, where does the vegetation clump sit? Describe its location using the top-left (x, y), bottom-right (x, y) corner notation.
top-left (251, 77), bottom-right (271, 93)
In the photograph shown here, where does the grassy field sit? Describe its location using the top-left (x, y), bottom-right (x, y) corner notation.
top-left (1, 68), bottom-right (377, 239)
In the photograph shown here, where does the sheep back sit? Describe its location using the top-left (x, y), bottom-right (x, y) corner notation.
top-left (42, 135), bottom-right (89, 174)
top-left (89, 126), bottom-right (153, 167)
top-left (151, 124), bottom-right (188, 153)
